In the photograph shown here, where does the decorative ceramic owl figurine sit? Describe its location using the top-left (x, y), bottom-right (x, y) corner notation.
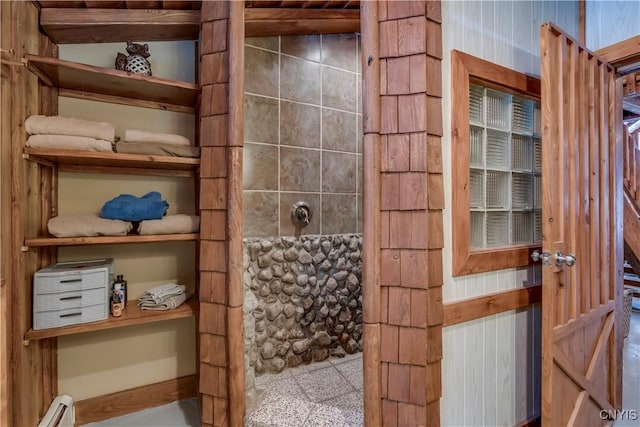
top-left (115, 41), bottom-right (152, 76)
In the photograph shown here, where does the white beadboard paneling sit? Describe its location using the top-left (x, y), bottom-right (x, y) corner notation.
top-left (464, 0), bottom-right (484, 58)
top-left (530, 0), bottom-right (546, 77)
top-left (557, 0), bottom-right (579, 40)
top-left (483, 315), bottom-right (498, 426)
top-left (513, 1), bottom-right (535, 76)
top-left (586, 0), bottom-right (640, 50)
top-left (531, 303), bottom-right (542, 415)
top-left (542, 1), bottom-right (559, 27)
top-left (495, 310), bottom-right (515, 426)
top-left (442, 324), bottom-right (467, 426)
top-left (493, 0), bottom-right (514, 69)
top-left (479, 1), bottom-right (495, 63)
top-left (463, 317), bottom-right (485, 425)
top-left (514, 309), bottom-right (530, 421)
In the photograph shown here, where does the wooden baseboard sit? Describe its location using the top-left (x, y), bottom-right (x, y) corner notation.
top-left (443, 285), bottom-right (542, 327)
top-left (74, 374), bottom-right (197, 425)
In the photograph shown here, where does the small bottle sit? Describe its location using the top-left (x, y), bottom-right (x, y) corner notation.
top-left (111, 293), bottom-right (123, 317)
top-left (114, 275), bottom-right (128, 307)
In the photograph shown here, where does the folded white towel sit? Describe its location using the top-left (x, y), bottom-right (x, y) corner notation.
top-left (25, 115), bottom-right (116, 142)
top-left (27, 135), bottom-right (113, 152)
top-left (139, 293), bottom-right (188, 311)
top-left (125, 129), bottom-right (190, 146)
top-left (138, 215), bottom-right (200, 235)
top-left (139, 283), bottom-right (186, 304)
top-left (48, 215), bottom-right (132, 238)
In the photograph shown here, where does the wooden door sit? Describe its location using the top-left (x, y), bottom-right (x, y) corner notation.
top-left (540, 23), bottom-right (623, 426)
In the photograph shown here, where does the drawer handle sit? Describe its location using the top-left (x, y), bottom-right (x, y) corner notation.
top-left (59, 312), bottom-right (81, 318)
top-left (60, 296), bottom-right (82, 301)
top-left (60, 278), bottom-right (82, 283)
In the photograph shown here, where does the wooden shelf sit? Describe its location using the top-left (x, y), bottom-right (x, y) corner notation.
top-left (25, 233), bottom-right (199, 247)
top-left (40, 8), bottom-right (201, 44)
top-left (24, 55), bottom-right (199, 112)
top-left (25, 298), bottom-right (198, 340)
top-left (24, 147), bottom-right (199, 177)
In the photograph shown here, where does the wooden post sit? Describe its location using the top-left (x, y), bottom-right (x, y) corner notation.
top-left (368, 1), bottom-right (444, 425)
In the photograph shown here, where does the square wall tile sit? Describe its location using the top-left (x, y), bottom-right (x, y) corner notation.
top-left (281, 55), bottom-right (321, 104)
top-left (322, 108), bottom-right (357, 153)
top-left (245, 37), bottom-right (279, 52)
top-left (244, 46), bottom-right (279, 97)
top-left (280, 192), bottom-right (321, 236)
top-left (322, 194), bottom-right (357, 235)
top-left (323, 66), bottom-right (357, 112)
top-left (323, 152), bottom-right (356, 193)
top-left (322, 34), bottom-right (357, 72)
top-left (282, 35), bottom-right (321, 62)
top-left (243, 191), bottom-right (279, 237)
top-left (280, 146), bottom-right (321, 192)
top-left (281, 101), bottom-right (321, 149)
top-left (244, 94), bottom-right (278, 144)
top-left (243, 143), bottom-right (278, 191)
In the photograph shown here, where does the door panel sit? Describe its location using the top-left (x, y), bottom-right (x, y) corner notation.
top-left (540, 23), bottom-right (623, 426)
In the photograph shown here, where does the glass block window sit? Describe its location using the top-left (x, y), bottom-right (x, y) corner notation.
top-left (469, 85), bottom-right (542, 249)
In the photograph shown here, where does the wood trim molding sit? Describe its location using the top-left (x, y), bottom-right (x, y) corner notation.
top-left (245, 8), bottom-right (360, 37)
top-left (74, 375), bottom-right (197, 425)
top-left (443, 285), bottom-right (542, 327)
top-left (596, 35), bottom-right (640, 70)
top-left (450, 49), bottom-right (541, 276)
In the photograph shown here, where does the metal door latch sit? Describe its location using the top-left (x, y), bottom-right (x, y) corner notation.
top-left (531, 250), bottom-right (552, 266)
top-left (531, 250), bottom-right (576, 267)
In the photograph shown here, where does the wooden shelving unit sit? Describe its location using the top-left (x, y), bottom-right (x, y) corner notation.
top-left (25, 298), bottom-right (198, 340)
top-left (24, 233), bottom-right (199, 248)
top-left (24, 54), bottom-right (199, 113)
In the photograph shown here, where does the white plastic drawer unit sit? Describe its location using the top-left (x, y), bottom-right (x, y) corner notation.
top-left (33, 259), bottom-right (114, 330)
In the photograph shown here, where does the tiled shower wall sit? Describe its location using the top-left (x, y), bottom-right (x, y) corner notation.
top-left (243, 35), bottom-right (363, 238)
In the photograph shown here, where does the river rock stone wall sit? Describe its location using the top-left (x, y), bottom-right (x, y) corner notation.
top-left (243, 234), bottom-right (363, 378)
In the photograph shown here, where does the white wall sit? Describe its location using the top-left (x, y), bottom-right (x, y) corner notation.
top-left (56, 41), bottom-right (197, 399)
top-left (440, 2), bottom-right (579, 425)
top-left (586, 0), bottom-right (640, 51)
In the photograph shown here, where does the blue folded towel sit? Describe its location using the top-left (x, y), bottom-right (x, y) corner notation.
top-left (101, 191), bottom-right (169, 222)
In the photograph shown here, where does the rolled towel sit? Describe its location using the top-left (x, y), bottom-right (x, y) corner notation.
top-left (48, 215), bottom-right (132, 238)
top-left (27, 135), bottom-right (113, 152)
top-left (114, 141), bottom-right (200, 158)
top-left (101, 191), bottom-right (169, 222)
top-left (125, 129), bottom-right (190, 146)
top-left (138, 215), bottom-right (200, 235)
top-left (25, 115), bottom-right (116, 142)
top-left (139, 293), bottom-right (188, 311)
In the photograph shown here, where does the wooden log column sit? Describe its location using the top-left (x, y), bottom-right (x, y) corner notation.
top-left (199, 1), bottom-right (245, 426)
top-left (361, 2), bottom-right (444, 425)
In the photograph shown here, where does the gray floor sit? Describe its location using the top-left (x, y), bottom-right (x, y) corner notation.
top-left (80, 398), bottom-right (200, 427)
top-left (82, 314), bottom-right (640, 427)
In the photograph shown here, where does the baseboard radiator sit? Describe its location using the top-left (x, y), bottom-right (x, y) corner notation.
top-left (38, 395), bottom-right (75, 427)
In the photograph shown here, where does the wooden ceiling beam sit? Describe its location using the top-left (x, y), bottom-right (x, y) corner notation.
top-left (40, 8), bottom-right (200, 43)
top-left (245, 8), bottom-right (359, 37)
top-left (596, 35), bottom-right (640, 69)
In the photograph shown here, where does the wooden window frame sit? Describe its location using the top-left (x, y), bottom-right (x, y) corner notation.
top-left (451, 50), bottom-right (542, 276)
